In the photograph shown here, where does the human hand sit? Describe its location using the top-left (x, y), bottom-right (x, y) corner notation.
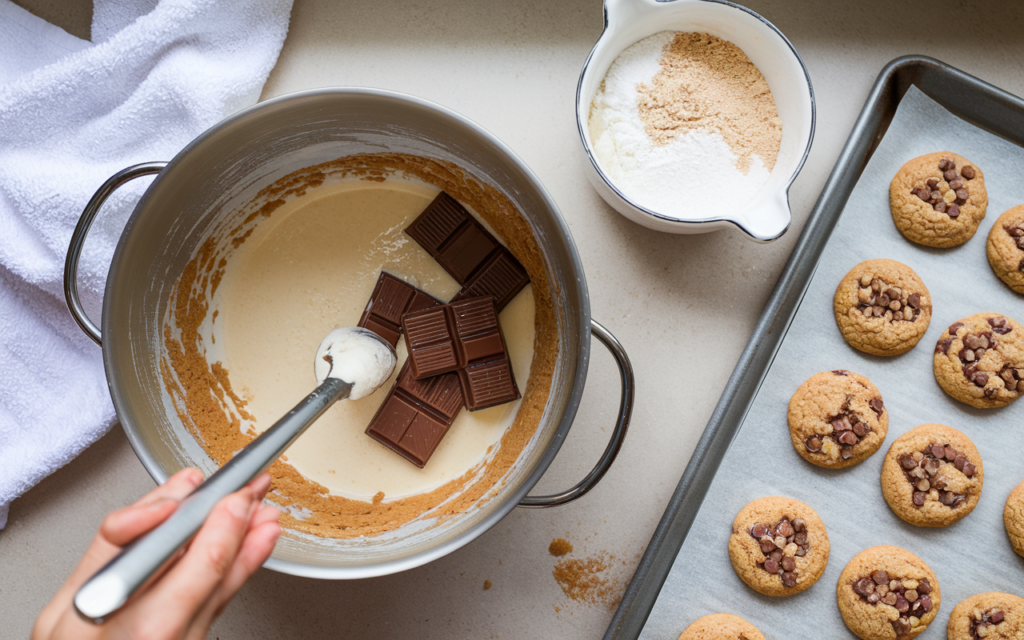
top-left (32, 468), bottom-right (281, 640)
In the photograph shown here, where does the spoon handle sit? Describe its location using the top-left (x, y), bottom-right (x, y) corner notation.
top-left (73, 377), bottom-right (352, 623)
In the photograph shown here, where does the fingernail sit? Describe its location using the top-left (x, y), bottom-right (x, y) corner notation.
top-left (227, 493), bottom-right (252, 519)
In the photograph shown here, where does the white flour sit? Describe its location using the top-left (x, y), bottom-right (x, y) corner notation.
top-left (588, 32), bottom-right (772, 220)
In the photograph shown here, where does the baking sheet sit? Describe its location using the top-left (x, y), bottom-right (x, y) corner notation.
top-left (639, 86), bottom-right (1024, 639)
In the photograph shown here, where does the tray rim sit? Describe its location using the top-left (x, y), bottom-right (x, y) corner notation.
top-left (604, 54), bottom-right (1024, 640)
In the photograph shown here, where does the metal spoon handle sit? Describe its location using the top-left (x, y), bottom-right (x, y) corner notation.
top-left (74, 377), bottom-right (353, 623)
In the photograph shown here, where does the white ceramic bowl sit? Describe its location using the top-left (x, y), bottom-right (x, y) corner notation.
top-left (576, 0), bottom-right (815, 241)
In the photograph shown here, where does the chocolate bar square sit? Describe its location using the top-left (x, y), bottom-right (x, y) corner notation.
top-left (402, 296), bottom-right (520, 411)
top-left (357, 272), bottom-right (442, 347)
top-left (406, 192), bottom-right (529, 311)
top-left (365, 363), bottom-right (464, 468)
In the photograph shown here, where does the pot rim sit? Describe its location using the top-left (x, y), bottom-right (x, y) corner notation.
top-left (101, 87), bottom-right (593, 579)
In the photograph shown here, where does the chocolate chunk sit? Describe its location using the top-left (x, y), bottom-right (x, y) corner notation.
top-left (358, 272), bottom-right (442, 348)
top-left (406, 192), bottom-right (528, 310)
top-left (961, 165), bottom-right (976, 179)
top-left (365, 363), bottom-right (465, 467)
top-left (402, 296), bottom-right (521, 410)
top-left (451, 248), bottom-right (530, 311)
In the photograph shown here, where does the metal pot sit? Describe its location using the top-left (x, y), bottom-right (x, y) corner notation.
top-left (63, 88), bottom-right (633, 579)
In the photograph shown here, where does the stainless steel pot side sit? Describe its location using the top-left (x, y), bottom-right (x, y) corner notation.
top-left (63, 88), bottom-right (634, 580)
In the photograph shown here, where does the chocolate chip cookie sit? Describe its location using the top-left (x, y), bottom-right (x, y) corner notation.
top-left (788, 370), bottom-right (888, 468)
top-left (1006, 480), bottom-right (1024, 559)
top-left (728, 496), bottom-right (829, 597)
top-left (947, 592), bottom-right (1024, 640)
top-left (890, 152), bottom-right (988, 248)
top-left (880, 424), bottom-right (983, 528)
top-left (677, 613), bottom-right (766, 640)
top-left (934, 313), bottom-right (1024, 409)
top-left (834, 259), bottom-right (932, 356)
top-left (837, 545), bottom-right (940, 640)
top-left (986, 205), bottom-right (1024, 295)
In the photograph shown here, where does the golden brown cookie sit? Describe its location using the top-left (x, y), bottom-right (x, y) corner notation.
top-left (788, 370), bottom-right (888, 468)
top-left (1006, 480), bottom-right (1024, 559)
top-left (728, 496), bottom-right (829, 597)
top-left (986, 205), bottom-right (1024, 295)
top-left (834, 259), bottom-right (932, 356)
top-left (677, 613), bottom-right (766, 640)
top-left (890, 152), bottom-right (988, 248)
top-left (880, 424), bottom-right (983, 528)
top-left (946, 592), bottom-right (1024, 640)
top-left (837, 545), bottom-right (940, 640)
top-left (934, 313), bottom-right (1024, 409)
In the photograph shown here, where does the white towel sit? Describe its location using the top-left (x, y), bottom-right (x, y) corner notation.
top-left (0, 0), bottom-right (293, 528)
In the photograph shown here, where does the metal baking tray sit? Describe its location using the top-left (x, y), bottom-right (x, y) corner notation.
top-left (605, 55), bottom-right (1024, 640)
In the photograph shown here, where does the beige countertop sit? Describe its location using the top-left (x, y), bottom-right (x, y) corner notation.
top-left (4, 1), bottom-right (1024, 638)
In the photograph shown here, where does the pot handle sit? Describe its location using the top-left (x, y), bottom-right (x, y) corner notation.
top-left (519, 320), bottom-right (634, 508)
top-left (64, 162), bottom-right (167, 345)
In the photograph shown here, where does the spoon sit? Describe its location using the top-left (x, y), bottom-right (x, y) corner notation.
top-left (73, 327), bottom-right (397, 623)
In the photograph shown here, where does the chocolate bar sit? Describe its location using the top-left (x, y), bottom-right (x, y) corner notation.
top-left (402, 296), bottom-right (520, 411)
top-left (358, 272), bottom-right (442, 348)
top-left (406, 192), bottom-right (529, 310)
top-left (365, 363), bottom-right (464, 468)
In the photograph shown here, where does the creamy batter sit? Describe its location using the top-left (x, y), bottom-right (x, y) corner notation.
top-left (208, 177), bottom-right (536, 502)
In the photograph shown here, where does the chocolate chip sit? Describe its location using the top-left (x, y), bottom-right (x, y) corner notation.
top-left (913, 492), bottom-right (926, 506)
top-left (763, 558), bottom-right (779, 573)
top-left (832, 369), bottom-right (848, 376)
top-left (949, 322), bottom-right (963, 335)
top-left (961, 165), bottom-right (976, 179)
top-left (991, 610), bottom-right (1005, 624)
top-left (759, 538), bottom-right (775, 554)
top-left (972, 371), bottom-right (989, 387)
top-left (955, 188), bottom-right (969, 204)
top-left (936, 337), bottom-right (954, 354)
top-left (988, 316), bottom-right (1012, 334)
top-left (949, 178), bottom-right (964, 190)
top-left (947, 203), bottom-right (960, 218)
top-left (944, 446), bottom-right (957, 461)
top-left (917, 579), bottom-right (931, 595)
top-left (869, 397), bottom-right (884, 416)
top-left (794, 531), bottom-right (808, 545)
top-left (963, 462), bottom-right (976, 477)
top-left (900, 455), bottom-right (917, 470)
top-left (912, 187), bottom-right (930, 201)
top-left (934, 201), bottom-right (947, 213)
top-left (781, 556), bottom-right (796, 572)
top-left (930, 444), bottom-right (945, 458)
top-left (854, 578), bottom-right (875, 596)
top-left (838, 431), bottom-right (858, 445)
top-left (872, 570), bottom-right (888, 585)
top-left (938, 158), bottom-right (954, 171)
top-left (776, 520), bottom-right (794, 537)
top-left (805, 435), bottom-right (822, 452)
top-left (926, 178), bottom-right (939, 189)
top-left (782, 572), bottom-right (797, 587)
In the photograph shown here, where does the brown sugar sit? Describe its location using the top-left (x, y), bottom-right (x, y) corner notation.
top-left (549, 537), bottom-right (573, 556)
top-left (638, 32), bottom-right (782, 173)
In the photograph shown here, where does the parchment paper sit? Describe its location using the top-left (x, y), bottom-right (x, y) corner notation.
top-left (639, 87), bottom-right (1024, 639)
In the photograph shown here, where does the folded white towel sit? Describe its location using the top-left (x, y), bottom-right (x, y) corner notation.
top-left (0, 0), bottom-right (293, 528)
